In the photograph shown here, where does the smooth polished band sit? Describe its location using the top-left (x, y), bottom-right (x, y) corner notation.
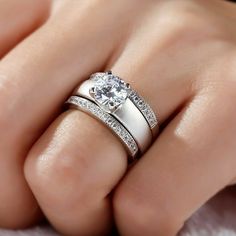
top-left (66, 96), bottom-right (139, 160)
top-left (75, 79), bottom-right (152, 153)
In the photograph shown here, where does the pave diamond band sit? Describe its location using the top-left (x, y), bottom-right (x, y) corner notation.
top-left (129, 90), bottom-right (159, 136)
top-left (66, 96), bottom-right (139, 160)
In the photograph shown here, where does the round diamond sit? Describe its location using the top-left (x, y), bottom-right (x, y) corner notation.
top-left (90, 73), bottom-right (130, 112)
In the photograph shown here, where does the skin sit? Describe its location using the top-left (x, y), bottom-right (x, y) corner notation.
top-left (0, 0), bottom-right (50, 228)
top-left (1, 0), bottom-right (236, 235)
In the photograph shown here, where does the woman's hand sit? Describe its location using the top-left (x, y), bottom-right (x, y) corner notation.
top-left (1, 0), bottom-right (236, 235)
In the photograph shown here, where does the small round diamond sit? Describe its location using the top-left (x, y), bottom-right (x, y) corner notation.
top-left (90, 72), bottom-right (130, 112)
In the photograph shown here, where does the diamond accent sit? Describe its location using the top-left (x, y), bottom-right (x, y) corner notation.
top-left (89, 72), bottom-right (130, 113)
top-left (129, 90), bottom-right (158, 129)
top-left (66, 96), bottom-right (138, 158)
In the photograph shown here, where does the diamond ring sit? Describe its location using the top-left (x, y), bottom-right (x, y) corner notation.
top-left (67, 71), bottom-right (159, 158)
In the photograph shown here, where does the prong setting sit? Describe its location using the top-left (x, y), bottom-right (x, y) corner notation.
top-left (89, 72), bottom-right (130, 113)
top-left (89, 87), bottom-right (95, 96)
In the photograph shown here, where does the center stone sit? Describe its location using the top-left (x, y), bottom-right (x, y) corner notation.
top-left (90, 73), bottom-right (130, 112)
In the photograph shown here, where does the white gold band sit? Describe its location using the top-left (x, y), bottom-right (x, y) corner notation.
top-left (129, 90), bottom-right (159, 137)
top-left (66, 96), bottom-right (139, 160)
top-left (75, 79), bottom-right (153, 153)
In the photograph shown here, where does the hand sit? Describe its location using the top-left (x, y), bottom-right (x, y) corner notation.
top-left (1, 0), bottom-right (236, 235)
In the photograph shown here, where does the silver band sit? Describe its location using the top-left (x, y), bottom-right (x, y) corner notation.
top-left (66, 96), bottom-right (139, 160)
top-left (75, 79), bottom-right (153, 153)
top-left (129, 90), bottom-right (159, 136)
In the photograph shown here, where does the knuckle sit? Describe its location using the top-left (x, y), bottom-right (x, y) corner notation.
top-left (24, 110), bottom-right (126, 204)
top-left (113, 183), bottom-right (182, 236)
top-left (24, 127), bottom-right (102, 206)
top-left (25, 144), bottom-right (89, 193)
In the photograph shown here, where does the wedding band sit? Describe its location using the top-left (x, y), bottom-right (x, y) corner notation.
top-left (73, 71), bottom-right (159, 153)
top-left (66, 95), bottom-right (139, 160)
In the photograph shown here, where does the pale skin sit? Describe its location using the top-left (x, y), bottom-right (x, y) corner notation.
top-left (1, 0), bottom-right (236, 235)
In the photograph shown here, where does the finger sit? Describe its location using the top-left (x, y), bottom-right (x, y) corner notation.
top-left (113, 87), bottom-right (236, 235)
top-left (0, 0), bottom-right (50, 229)
top-left (0, 0), bottom-right (50, 57)
top-left (24, 2), bottom-right (193, 235)
top-left (0, 0), bottom-right (125, 229)
top-left (0, 0), bottom-right (121, 167)
top-left (25, 110), bottom-right (127, 235)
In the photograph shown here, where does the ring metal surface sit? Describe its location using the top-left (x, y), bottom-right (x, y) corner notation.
top-left (66, 95), bottom-right (139, 160)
